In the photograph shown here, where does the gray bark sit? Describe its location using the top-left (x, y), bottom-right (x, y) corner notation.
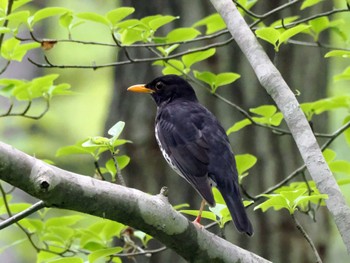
top-left (0, 141), bottom-right (270, 263)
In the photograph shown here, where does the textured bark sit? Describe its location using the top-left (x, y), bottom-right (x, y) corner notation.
top-left (0, 141), bottom-right (270, 263)
top-left (210, 0), bottom-right (350, 254)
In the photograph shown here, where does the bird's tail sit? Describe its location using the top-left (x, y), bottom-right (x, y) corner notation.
top-left (221, 188), bottom-right (253, 236)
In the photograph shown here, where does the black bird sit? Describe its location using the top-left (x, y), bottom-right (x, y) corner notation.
top-left (127, 74), bottom-right (253, 236)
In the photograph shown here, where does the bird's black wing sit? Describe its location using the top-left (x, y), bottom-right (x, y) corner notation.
top-left (155, 101), bottom-right (215, 206)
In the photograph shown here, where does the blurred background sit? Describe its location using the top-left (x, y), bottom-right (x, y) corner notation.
top-left (0, 0), bottom-right (349, 262)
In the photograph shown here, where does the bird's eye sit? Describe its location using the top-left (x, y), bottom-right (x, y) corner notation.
top-left (155, 81), bottom-right (163, 91)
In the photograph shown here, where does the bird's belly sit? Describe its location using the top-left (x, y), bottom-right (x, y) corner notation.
top-left (155, 125), bottom-right (183, 178)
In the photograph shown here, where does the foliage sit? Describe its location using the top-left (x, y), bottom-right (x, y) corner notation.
top-left (254, 182), bottom-right (328, 214)
top-left (0, 0), bottom-right (350, 262)
top-left (57, 121), bottom-right (131, 183)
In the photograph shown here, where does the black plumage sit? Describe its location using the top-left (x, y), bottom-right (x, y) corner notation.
top-left (128, 74), bottom-right (253, 236)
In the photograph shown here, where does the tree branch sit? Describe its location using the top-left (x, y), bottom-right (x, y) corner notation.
top-left (0, 141), bottom-right (270, 263)
top-left (210, 0), bottom-right (350, 254)
top-left (0, 201), bottom-right (45, 230)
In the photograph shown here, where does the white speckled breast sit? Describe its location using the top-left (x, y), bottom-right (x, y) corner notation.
top-left (155, 124), bottom-right (183, 177)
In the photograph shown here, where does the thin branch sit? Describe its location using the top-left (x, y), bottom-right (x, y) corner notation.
top-left (0, 60), bottom-right (11, 75)
top-left (291, 213), bottom-right (322, 263)
top-left (235, 0), bottom-right (300, 20)
top-left (277, 8), bottom-right (350, 29)
top-left (111, 152), bottom-right (126, 186)
top-left (27, 37), bottom-right (233, 69)
top-left (19, 28), bottom-right (229, 49)
top-left (0, 0), bottom-right (14, 50)
top-left (0, 183), bottom-right (40, 252)
top-left (256, 120), bottom-right (350, 198)
top-left (0, 98), bottom-right (50, 119)
top-left (0, 201), bottom-right (46, 230)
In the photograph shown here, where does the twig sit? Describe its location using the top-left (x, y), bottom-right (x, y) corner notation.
top-left (0, 201), bottom-right (46, 230)
top-left (27, 37), bottom-right (233, 69)
top-left (0, 98), bottom-right (50, 119)
top-left (291, 213), bottom-right (322, 263)
top-left (255, 120), bottom-right (350, 198)
top-left (0, 0), bottom-right (14, 50)
top-left (111, 153), bottom-right (126, 186)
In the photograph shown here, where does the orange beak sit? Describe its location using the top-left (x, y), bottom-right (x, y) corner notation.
top-left (127, 84), bottom-right (154, 93)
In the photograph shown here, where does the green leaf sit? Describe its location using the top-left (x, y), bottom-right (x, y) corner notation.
top-left (255, 188), bottom-right (328, 214)
top-left (77, 12), bottom-right (109, 26)
top-left (309, 17), bottom-right (329, 40)
top-left (250, 105), bottom-right (277, 117)
top-left (0, 203), bottom-right (31, 215)
top-left (83, 137), bottom-right (110, 148)
top-left (59, 11), bottom-right (73, 29)
top-left (0, 83), bottom-right (16, 97)
top-left (106, 7), bottom-right (135, 27)
top-left (329, 160), bottom-right (350, 175)
top-left (325, 50), bottom-right (350, 58)
top-left (115, 19), bottom-right (141, 29)
top-left (182, 48), bottom-right (216, 69)
top-left (301, 0), bottom-right (322, 10)
top-left (12, 0), bottom-right (31, 11)
top-left (270, 112), bottom-right (284, 126)
top-left (108, 121), bottom-right (125, 139)
top-left (5, 10), bottom-right (29, 33)
top-left (213, 187), bottom-right (225, 204)
top-left (56, 140), bottom-right (97, 157)
top-left (12, 74), bottom-right (61, 100)
top-left (88, 247), bottom-right (123, 263)
top-left (255, 27), bottom-right (280, 48)
top-left (226, 119), bottom-right (252, 134)
top-left (148, 15), bottom-right (178, 31)
top-left (118, 27), bottom-right (144, 45)
top-left (160, 59), bottom-right (185, 75)
top-left (134, 230), bottom-right (153, 247)
top-left (166, 27), bottom-right (201, 43)
top-left (116, 155), bottom-right (130, 170)
top-left (1, 38), bottom-right (40, 61)
top-left (301, 95), bottom-right (350, 116)
top-left (192, 13), bottom-right (226, 34)
top-left (47, 83), bottom-right (72, 98)
top-left (47, 257), bottom-right (84, 263)
top-left (278, 24), bottom-right (310, 45)
top-left (45, 215), bottom-right (83, 228)
top-left (194, 70), bottom-right (216, 87)
top-left (334, 66), bottom-right (350, 82)
top-left (236, 154), bottom-right (257, 177)
top-left (19, 218), bottom-right (43, 232)
top-left (30, 7), bottom-right (71, 26)
top-left (323, 148), bottom-right (337, 163)
top-left (88, 220), bottom-right (125, 241)
top-left (215, 72), bottom-right (240, 88)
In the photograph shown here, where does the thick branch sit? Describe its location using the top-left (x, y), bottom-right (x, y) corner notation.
top-left (0, 141), bottom-right (270, 263)
top-left (210, 0), bottom-right (350, 254)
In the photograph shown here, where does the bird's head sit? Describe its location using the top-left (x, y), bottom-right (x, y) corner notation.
top-left (127, 75), bottom-right (198, 106)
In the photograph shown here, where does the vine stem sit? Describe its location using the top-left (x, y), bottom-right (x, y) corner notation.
top-left (291, 213), bottom-right (322, 263)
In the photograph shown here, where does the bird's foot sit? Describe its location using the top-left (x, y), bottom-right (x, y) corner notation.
top-left (192, 215), bottom-right (204, 228)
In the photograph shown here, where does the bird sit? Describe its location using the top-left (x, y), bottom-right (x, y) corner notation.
top-left (127, 74), bottom-right (253, 236)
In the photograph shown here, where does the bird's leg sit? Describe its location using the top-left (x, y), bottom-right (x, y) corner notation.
top-left (193, 199), bottom-right (206, 226)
